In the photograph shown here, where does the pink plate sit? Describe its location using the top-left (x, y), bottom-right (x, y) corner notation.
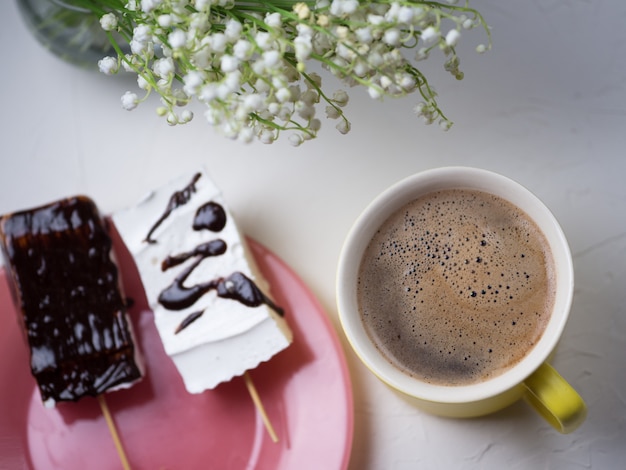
top-left (0, 229), bottom-right (353, 470)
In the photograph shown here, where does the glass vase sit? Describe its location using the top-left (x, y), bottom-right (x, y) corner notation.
top-left (16, 0), bottom-right (119, 68)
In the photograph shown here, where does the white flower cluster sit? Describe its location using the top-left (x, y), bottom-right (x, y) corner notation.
top-left (97, 0), bottom-right (489, 144)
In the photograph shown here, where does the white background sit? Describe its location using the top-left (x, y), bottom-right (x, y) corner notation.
top-left (1, 0), bottom-right (625, 468)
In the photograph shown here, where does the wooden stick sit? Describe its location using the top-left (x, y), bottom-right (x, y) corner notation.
top-left (97, 394), bottom-right (132, 470)
top-left (243, 371), bottom-right (278, 443)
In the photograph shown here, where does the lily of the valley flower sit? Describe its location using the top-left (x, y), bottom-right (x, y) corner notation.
top-left (93, 0), bottom-right (490, 144)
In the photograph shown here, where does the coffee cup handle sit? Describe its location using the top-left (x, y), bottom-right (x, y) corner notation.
top-left (523, 362), bottom-right (587, 433)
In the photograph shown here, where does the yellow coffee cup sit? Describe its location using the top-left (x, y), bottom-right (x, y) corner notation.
top-left (336, 167), bottom-right (586, 433)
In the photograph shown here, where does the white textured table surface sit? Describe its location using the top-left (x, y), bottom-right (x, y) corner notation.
top-left (1, 1), bottom-right (625, 469)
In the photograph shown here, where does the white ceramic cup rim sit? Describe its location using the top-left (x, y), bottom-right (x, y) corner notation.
top-left (336, 167), bottom-right (574, 404)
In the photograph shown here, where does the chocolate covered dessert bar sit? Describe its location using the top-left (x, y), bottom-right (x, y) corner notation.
top-left (0, 196), bottom-right (143, 406)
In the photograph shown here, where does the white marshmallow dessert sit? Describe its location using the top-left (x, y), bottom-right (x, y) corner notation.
top-left (112, 169), bottom-right (292, 393)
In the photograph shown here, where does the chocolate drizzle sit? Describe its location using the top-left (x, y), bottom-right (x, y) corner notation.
top-left (217, 272), bottom-right (284, 315)
top-left (144, 172), bottom-right (202, 244)
top-left (172, 272), bottom-right (284, 333)
top-left (147, 175), bottom-right (285, 334)
top-left (161, 239), bottom-right (227, 271)
top-left (158, 256), bottom-right (221, 311)
top-left (158, 239), bottom-right (285, 315)
top-left (193, 202), bottom-right (227, 232)
top-left (174, 310), bottom-right (205, 334)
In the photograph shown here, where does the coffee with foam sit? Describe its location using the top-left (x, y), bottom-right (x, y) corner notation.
top-left (357, 189), bottom-right (556, 386)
